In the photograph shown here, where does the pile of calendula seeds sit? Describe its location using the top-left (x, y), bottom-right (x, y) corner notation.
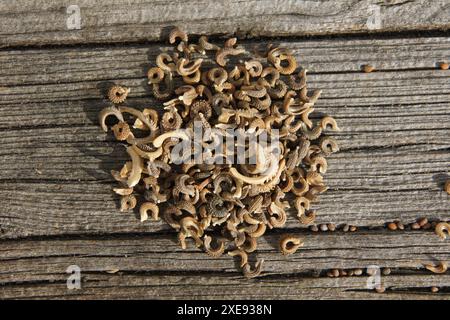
top-left (99, 27), bottom-right (340, 278)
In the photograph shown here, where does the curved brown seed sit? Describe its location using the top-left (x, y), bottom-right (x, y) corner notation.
top-left (424, 261), bottom-right (448, 274)
top-left (445, 180), bottom-right (450, 195)
top-left (140, 202), bottom-right (159, 222)
top-left (242, 259), bottom-right (264, 278)
top-left (279, 234), bottom-right (304, 255)
top-left (435, 222), bottom-right (450, 240)
top-left (107, 85), bottom-right (130, 104)
top-left (169, 27), bottom-right (188, 44)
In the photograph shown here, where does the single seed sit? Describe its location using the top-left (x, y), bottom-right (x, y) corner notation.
top-left (417, 217), bottom-right (428, 227)
top-left (424, 261), bottom-right (447, 274)
top-left (342, 224), bottom-right (350, 232)
top-left (361, 64), bottom-right (375, 73)
top-left (438, 62), bottom-right (449, 70)
top-left (375, 286), bottom-right (386, 293)
top-left (411, 222), bottom-right (421, 230)
top-left (396, 221), bottom-right (404, 230)
top-left (445, 180), bottom-right (450, 194)
top-left (310, 225), bottom-right (319, 232)
top-left (422, 223), bottom-right (431, 230)
top-left (366, 268), bottom-right (376, 276)
top-left (387, 222), bottom-right (397, 231)
top-left (431, 287), bottom-right (439, 293)
top-left (319, 224), bottom-right (328, 232)
top-left (381, 268), bottom-right (391, 276)
top-left (327, 223), bottom-right (336, 232)
top-left (349, 225), bottom-right (357, 232)
top-left (435, 222), bottom-right (450, 240)
top-left (353, 268), bottom-right (363, 276)
top-left (279, 234), bottom-right (304, 255)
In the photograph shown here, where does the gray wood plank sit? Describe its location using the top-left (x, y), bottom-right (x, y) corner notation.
top-left (0, 36), bottom-right (449, 238)
top-left (0, 177), bottom-right (448, 238)
top-left (0, 122), bottom-right (448, 238)
top-left (1, 37), bottom-right (450, 87)
top-left (1, 70), bottom-right (449, 106)
top-left (1, 0), bottom-right (449, 48)
top-left (1, 232), bottom-right (449, 299)
top-left (1, 1), bottom-right (449, 301)
top-left (0, 120), bottom-right (448, 237)
top-left (3, 274), bottom-right (449, 299)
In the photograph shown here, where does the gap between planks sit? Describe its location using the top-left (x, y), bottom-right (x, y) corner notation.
top-left (0, 0), bottom-right (449, 48)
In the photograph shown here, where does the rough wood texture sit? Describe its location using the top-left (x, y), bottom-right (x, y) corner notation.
top-left (0, 1), bottom-right (449, 298)
top-left (2, 37), bottom-right (450, 88)
top-left (0, 37), bottom-right (449, 239)
top-left (1, 0), bottom-right (450, 48)
top-left (3, 273), bottom-right (450, 300)
top-left (1, 231), bottom-right (449, 299)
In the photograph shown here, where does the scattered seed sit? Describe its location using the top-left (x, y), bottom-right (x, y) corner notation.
top-left (330, 269), bottom-right (339, 277)
top-left (366, 268), bottom-right (376, 276)
top-left (353, 268), bottom-right (363, 276)
top-left (445, 180), bottom-right (450, 195)
top-left (375, 286), bottom-right (386, 293)
top-left (435, 222), bottom-right (450, 240)
top-left (243, 259), bottom-right (264, 279)
top-left (438, 62), bottom-right (449, 70)
top-left (107, 85), bottom-right (130, 104)
top-left (422, 222), bottom-right (432, 230)
top-left (361, 64), bottom-right (375, 73)
top-left (411, 222), bottom-right (421, 230)
top-left (98, 27), bottom-right (340, 279)
top-left (279, 234), bottom-right (304, 255)
top-left (120, 195), bottom-right (137, 212)
top-left (106, 268), bottom-right (120, 274)
top-left (424, 261), bottom-right (448, 274)
top-left (387, 222), bottom-right (397, 231)
top-left (417, 217), bottom-right (428, 227)
top-left (381, 267), bottom-right (391, 276)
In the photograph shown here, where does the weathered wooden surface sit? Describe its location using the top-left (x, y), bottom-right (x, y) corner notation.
top-left (1, 0), bottom-right (450, 48)
top-left (1, 37), bottom-right (449, 239)
top-left (1, 231), bottom-right (450, 299)
top-left (3, 272), bottom-right (450, 300)
top-left (0, 0), bottom-right (449, 300)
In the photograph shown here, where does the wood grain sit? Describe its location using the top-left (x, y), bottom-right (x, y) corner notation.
top-left (0, 21), bottom-right (449, 298)
top-left (0, 36), bottom-right (449, 239)
top-left (1, 0), bottom-right (449, 48)
top-left (1, 37), bottom-right (450, 88)
top-left (1, 231), bottom-right (449, 299)
top-left (3, 274), bottom-right (449, 300)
